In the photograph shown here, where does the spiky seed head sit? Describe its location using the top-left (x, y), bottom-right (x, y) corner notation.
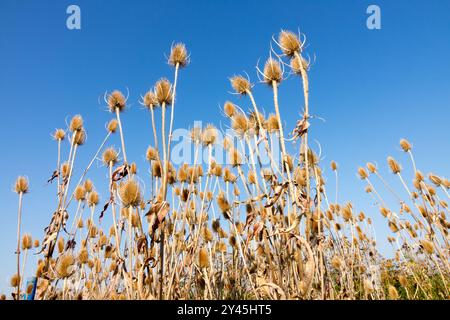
top-left (74, 185), bottom-right (86, 201)
top-left (152, 161), bottom-right (162, 177)
top-left (230, 75), bottom-right (251, 95)
top-left (168, 43), bottom-right (188, 67)
top-left (77, 217), bottom-right (84, 229)
top-left (72, 129), bottom-right (86, 146)
top-left (14, 176), bottom-right (29, 194)
top-left (146, 146), bottom-right (158, 161)
top-left (387, 156), bottom-right (401, 174)
top-left (119, 179), bottom-right (141, 207)
top-left (69, 115), bottom-right (83, 132)
top-left (330, 161), bottom-right (338, 171)
top-left (212, 219), bottom-right (220, 233)
top-left (263, 58), bottom-right (282, 85)
top-left (202, 124), bottom-right (218, 146)
top-left (229, 147), bottom-right (242, 167)
top-left (10, 274), bottom-right (20, 287)
top-left (198, 247), bottom-right (209, 268)
top-left (342, 205), bottom-right (353, 222)
top-left (107, 119), bottom-right (118, 133)
top-left (400, 138), bottom-right (412, 152)
top-left (428, 173), bottom-right (442, 186)
top-left (56, 254), bottom-right (75, 278)
top-left (33, 239), bottom-right (40, 248)
top-left (388, 285), bottom-right (399, 300)
top-left (202, 227), bottom-right (213, 242)
top-left (398, 275), bottom-right (407, 287)
top-left (290, 54), bottom-right (309, 74)
top-left (78, 248), bottom-right (89, 264)
top-left (83, 179), bottom-right (93, 193)
top-left (21, 234), bottom-right (32, 250)
top-left (143, 91), bottom-right (158, 109)
top-left (420, 239), bottom-right (434, 254)
top-left (102, 147), bottom-right (118, 167)
top-left (57, 237), bottom-right (65, 254)
top-left (267, 114), bottom-right (280, 132)
top-left (331, 256), bottom-right (342, 269)
top-left (248, 171), bottom-right (256, 185)
top-left (61, 162), bottom-right (70, 178)
top-left (130, 162), bottom-right (137, 175)
top-left (358, 167), bottom-right (368, 180)
top-left (217, 191), bottom-right (231, 216)
top-left (88, 191), bottom-right (99, 207)
top-left (367, 162), bottom-right (377, 173)
top-left (53, 128), bottom-right (66, 141)
top-left (224, 101), bottom-right (236, 117)
top-left (108, 90), bottom-right (126, 112)
top-left (232, 113), bottom-right (249, 137)
top-left (154, 78), bottom-right (173, 105)
top-left (278, 30), bottom-right (301, 57)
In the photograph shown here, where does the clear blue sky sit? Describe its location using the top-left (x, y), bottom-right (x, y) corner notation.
top-left (0, 0), bottom-right (449, 294)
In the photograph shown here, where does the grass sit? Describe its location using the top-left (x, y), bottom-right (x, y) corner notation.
top-left (2, 29), bottom-right (449, 300)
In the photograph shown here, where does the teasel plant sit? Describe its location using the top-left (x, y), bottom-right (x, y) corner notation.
top-left (4, 29), bottom-right (449, 301)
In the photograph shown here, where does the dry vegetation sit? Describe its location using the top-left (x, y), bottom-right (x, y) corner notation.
top-left (3, 30), bottom-right (449, 300)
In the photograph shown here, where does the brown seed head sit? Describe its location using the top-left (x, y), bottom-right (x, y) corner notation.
top-left (387, 156), bottom-right (401, 174)
top-left (198, 247), bottom-right (209, 268)
top-left (263, 58), bottom-right (283, 85)
top-left (102, 147), bottom-right (118, 167)
top-left (154, 78), bottom-right (173, 105)
top-left (119, 179), bottom-right (141, 207)
top-left (74, 185), bottom-right (86, 201)
top-left (224, 101), bottom-right (236, 117)
top-left (107, 119), bottom-right (118, 133)
top-left (290, 54), bottom-right (309, 75)
top-left (168, 43), bottom-right (188, 67)
top-left (202, 124), bottom-right (218, 146)
top-left (69, 115), bottom-right (83, 132)
top-left (14, 176), bottom-right (29, 194)
top-left (146, 146), bottom-right (159, 161)
top-left (330, 161), bottom-right (338, 171)
top-left (278, 30), bottom-right (301, 57)
top-left (143, 90), bottom-right (158, 109)
top-left (108, 90), bottom-right (126, 112)
top-left (72, 129), bottom-right (86, 146)
top-left (88, 191), bottom-right (99, 207)
top-left (21, 234), bottom-right (32, 250)
top-left (54, 128), bottom-right (66, 141)
top-left (230, 75), bottom-right (251, 95)
top-left (400, 138), bottom-right (411, 152)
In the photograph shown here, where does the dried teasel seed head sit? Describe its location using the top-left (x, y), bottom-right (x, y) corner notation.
top-left (399, 138), bottom-right (412, 152)
top-left (152, 161), bottom-right (162, 178)
top-left (119, 179), bottom-right (141, 207)
top-left (278, 30), bottom-right (301, 57)
top-left (154, 78), bottom-right (173, 105)
top-left (33, 239), bottom-right (40, 248)
top-left (388, 285), bottom-right (399, 300)
top-left (232, 113), bottom-right (250, 137)
top-left (10, 274), bottom-right (20, 287)
top-left (57, 237), bottom-right (65, 254)
top-left (168, 42), bottom-right (189, 67)
top-left (330, 161), bottom-right (338, 171)
top-left (387, 156), bottom-right (401, 174)
top-left (72, 129), bottom-right (86, 146)
top-left (61, 162), bottom-right (70, 179)
top-left (198, 247), bottom-right (209, 268)
top-left (130, 162), bottom-right (137, 175)
top-left (428, 173), bottom-right (442, 186)
top-left (53, 128), bottom-right (66, 141)
top-left (69, 115), bottom-right (83, 132)
top-left (217, 191), bottom-right (231, 218)
top-left (146, 146), bottom-right (159, 161)
top-left (230, 75), bottom-right (252, 95)
top-left (88, 191), bottom-right (99, 207)
top-left (14, 176), bottom-right (29, 194)
top-left (74, 185), bottom-right (86, 201)
top-left (331, 256), bottom-right (342, 269)
top-left (290, 54), bottom-right (309, 75)
top-left (366, 162), bottom-right (377, 173)
top-left (143, 90), bottom-right (158, 109)
top-left (102, 147), bottom-right (118, 167)
top-left (107, 119), bottom-right (118, 133)
top-left (107, 90), bottom-right (126, 112)
top-left (56, 254), bottom-right (75, 278)
top-left (224, 101), bottom-right (236, 118)
top-left (358, 167), bottom-right (368, 180)
top-left (267, 114), bottom-right (280, 132)
top-left (202, 124), bottom-right (218, 146)
top-left (21, 234), bottom-right (32, 250)
top-left (420, 239), bottom-right (434, 254)
top-left (229, 147), bottom-right (242, 167)
top-left (263, 58), bottom-right (283, 85)
top-left (84, 179), bottom-right (93, 193)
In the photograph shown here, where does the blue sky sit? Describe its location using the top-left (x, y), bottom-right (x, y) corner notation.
top-left (0, 0), bottom-right (449, 294)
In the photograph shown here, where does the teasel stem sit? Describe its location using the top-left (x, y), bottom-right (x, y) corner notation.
top-left (15, 191), bottom-right (23, 300)
top-left (20, 247), bottom-right (29, 296)
top-left (62, 143), bottom-right (78, 207)
top-left (108, 163), bottom-right (122, 258)
top-left (166, 62), bottom-right (180, 197)
top-left (115, 108), bottom-right (127, 164)
top-left (407, 150), bottom-right (417, 174)
top-left (272, 81), bottom-right (297, 215)
top-left (149, 106), bottom-right (159, 152)
top-left (57, 138), bottom-right (62, 196)
top-left (294, 51), bottom-right (311, 211)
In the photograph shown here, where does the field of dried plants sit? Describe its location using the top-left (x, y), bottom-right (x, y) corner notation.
top-left (3, 29), bottom-right (449, 300)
